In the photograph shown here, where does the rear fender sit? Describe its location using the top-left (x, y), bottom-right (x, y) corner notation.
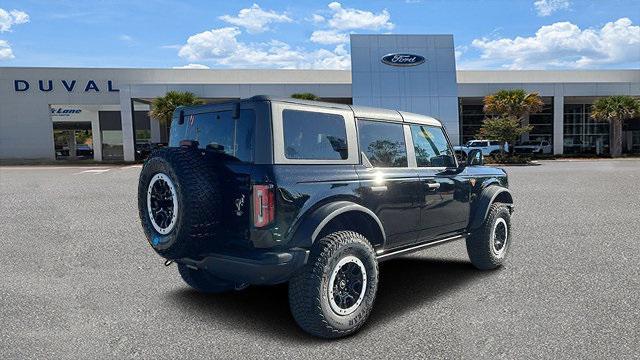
top-left (288, 201), bottom-right (386, 249)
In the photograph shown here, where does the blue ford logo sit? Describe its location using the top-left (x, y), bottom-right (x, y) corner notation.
top-left (381, 53), bottom-right (425, 67)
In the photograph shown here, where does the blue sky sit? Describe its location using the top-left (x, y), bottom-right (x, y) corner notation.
top-left (0, 0), bottom-right (638, 69)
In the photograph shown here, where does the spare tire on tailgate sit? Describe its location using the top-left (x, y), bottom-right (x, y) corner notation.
top-left (138, 147), bottom-right (222, 259)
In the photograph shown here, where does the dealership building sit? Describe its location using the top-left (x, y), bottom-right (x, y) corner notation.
top-left (1, 34), bottom-right (639, 162)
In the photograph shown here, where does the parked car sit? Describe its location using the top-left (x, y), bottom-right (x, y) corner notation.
top-left (514, 140), bottom-right (552, 154)
top-left (453, 140), bottom-right (507, 157)
top-left (137, 96), bottom-right (514, 339)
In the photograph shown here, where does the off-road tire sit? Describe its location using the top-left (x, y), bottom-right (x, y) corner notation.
top-left (466, 202), bottom-right (512, 270)
top-left (288, 231), bottom-right (378, 339)
top-left (177, 264), bottom-right (234, 293)
top-left (138, 147), bottom-right (222, 259)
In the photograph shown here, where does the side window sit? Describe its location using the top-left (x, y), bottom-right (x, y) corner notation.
top-left (357, 119), bottom-right (407, 167)
top-left (282, 109), bottom-right (348, 160)
top-left (410, 124), bottom-right (456, 167)
top-left (188, 109), bottom-right (255, 162)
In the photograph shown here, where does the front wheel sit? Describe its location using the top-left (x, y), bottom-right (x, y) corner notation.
top-left (466, 203), bottom-right (512, 270)
top-left (288, 231), bottom-right (378, 339)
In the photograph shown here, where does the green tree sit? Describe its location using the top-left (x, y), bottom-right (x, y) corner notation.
top-left (590, 95), bottom-right (640, 157)
top-left (480, 89), bottom-right (543, 155)
top-left (291, 93), bottom-right (319, 101)
top-left (483, 89), bottom-right (544, 120)
top-left (149, 91), bottom-right (204, 125)
top-left (477, 117), bottom-right (533, 154)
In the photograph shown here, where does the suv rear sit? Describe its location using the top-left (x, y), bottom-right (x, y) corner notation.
top-left (138, 96), bottom-right (514, 338)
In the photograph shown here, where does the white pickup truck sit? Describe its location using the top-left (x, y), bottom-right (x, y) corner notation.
top-left (514, 140), bottom-right (552, 154)
top-left (453, 140), bottom-right (507, 157)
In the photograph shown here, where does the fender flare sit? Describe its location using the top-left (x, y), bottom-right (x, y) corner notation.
top-left (468, 186), bottom-right (514, 230)
top-left (288, 201), bottom-right (386, 248)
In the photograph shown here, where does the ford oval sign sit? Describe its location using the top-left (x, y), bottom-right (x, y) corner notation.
top-left (381, 53), bottom-right (425, 67)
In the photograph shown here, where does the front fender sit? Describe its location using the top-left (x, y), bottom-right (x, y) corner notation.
top-left (468, 186), bottom-right (514, 230)
top-left (288, 201), bottom-right (386, 249)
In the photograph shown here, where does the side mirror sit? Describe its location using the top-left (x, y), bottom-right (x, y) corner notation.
top-left (466, 149), bottom-right (484, 166)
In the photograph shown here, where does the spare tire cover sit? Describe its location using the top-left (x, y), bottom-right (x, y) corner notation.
top-left (138, 147), bottom-right (222, 259)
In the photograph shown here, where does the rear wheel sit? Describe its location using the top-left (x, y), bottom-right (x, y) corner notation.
top-left (177, 264), bottom-right (234, 293)
top-left (288, 231), bottom-right (378, 338)
top-left (466, 203), bottom-right (512, 270)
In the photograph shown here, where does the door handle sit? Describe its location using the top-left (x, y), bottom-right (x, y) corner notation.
top-left (426, 182), bottom-right (440, 190)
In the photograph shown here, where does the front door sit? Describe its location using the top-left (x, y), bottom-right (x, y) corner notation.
top-left (408, 123), bottom-right (470, 241)
top-left (355, 119), bottom-right (422, 248)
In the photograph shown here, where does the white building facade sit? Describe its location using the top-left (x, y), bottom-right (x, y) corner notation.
top-left (1, 34), bottom-right (639, 162)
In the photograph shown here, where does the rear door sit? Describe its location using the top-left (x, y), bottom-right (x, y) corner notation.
top-left (408, 123), bottom-right (470, 241)
top-left (355, 119), bottom-right (421, 248)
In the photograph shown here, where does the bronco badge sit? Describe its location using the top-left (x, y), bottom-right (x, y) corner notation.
top-left (234, 194), bottom-right (245, 216)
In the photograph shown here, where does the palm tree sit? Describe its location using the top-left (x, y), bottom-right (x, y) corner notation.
top-left (483, 89), bottom-right (544, 120)
top-left (291, 93), bottom-right (319, 101)
top-left (149, 91), bottom-right (204, 125)
top-left (590, 95), bottom-right (640, 157)
top-left (481, 89), bottom-right (543, 154)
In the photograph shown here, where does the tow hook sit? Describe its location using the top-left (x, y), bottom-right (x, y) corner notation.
top-left (164, 259), bottom-right (174, 266)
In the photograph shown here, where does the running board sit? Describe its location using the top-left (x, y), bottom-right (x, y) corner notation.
top-left (376, 234), bottom-right (467, 261)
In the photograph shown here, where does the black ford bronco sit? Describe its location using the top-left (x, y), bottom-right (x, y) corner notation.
top-left (138, 96), bottom-right (514, 339)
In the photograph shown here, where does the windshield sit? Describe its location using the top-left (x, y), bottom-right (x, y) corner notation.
top-left (466, 141), bottom-right (485, 147)
top-left (520, 141), bottom-right (538, 146)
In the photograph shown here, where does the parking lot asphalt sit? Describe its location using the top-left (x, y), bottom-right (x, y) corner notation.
top-left (1, 160), bottom-right (639, 359)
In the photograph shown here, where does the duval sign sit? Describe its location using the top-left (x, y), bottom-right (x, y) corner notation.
top-left (381, 53), bottom-right (426, 67)
top-left (13, 79), bottom-right (119, 93)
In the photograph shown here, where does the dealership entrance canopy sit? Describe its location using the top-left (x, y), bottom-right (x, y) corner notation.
top-left (1, 34), bottom-right (639, 162)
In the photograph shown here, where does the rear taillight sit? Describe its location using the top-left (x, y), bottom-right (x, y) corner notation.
top-left (253, 184), bottom-right (275, 228)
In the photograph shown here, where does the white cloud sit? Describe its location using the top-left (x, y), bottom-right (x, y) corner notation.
top-left (310, 30), bottom-right (349, 44)
top-left (0, 8), bottom-right (29, 32)
top-left (178, 27), bottom-right (350, 69)
top-left (455, 45), bottom-right (467, 62)
top-left (325, 2), bottom-right (393, 31)
top-left (219, 3), bottom-right (292, 33)
top-left (173, 63), bottom-right (210, 69)
top-left (533, 0), bottom-right (570, 16)
top-left (471, 18), bottom-right (640, 69)
top-left (119, 34), bottom-right (133, 42)
top-left (178, 27), bottom-right (243, 60)
top-left (309, 14), bottom-right (325, 23)
top-left (0, 39), bottom-right (14, 60)
top-left (308, 3), bottom-right (394, 46)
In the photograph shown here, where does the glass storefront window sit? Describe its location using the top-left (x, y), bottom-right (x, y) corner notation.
top-left (102, 130), bottom-right (124, 160)
top-left (459, 97), bottom-right (553, 146)
top-left (631, 131), bottom-right (640, 153)
top-left (528, 101), bottom-right (553, 144)
top-left (99, 111), bottom-right (124, 160)
top-left (563, 103), bottom-right (610, 155)
top-left (459, 103), bottom-right (485, 144)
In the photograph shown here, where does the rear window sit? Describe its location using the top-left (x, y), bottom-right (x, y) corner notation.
top-left (282, 109), bottom-right (348, 160)
top-left (179, 109), bottom-right (255, 162)
top-left (357, 119), bottom-right (407, 167)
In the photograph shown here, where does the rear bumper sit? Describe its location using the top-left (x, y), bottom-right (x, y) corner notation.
top-left (176, 248), bottom-right (309, 285)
